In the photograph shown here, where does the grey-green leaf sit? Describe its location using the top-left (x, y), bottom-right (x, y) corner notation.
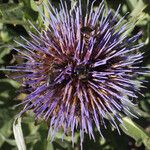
top-left (120, 117), bottom-right (150, 149)
top-left (13, 117), bottom-right (26, 150)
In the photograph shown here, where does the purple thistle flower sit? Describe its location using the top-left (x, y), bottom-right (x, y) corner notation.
top-left (5, 0), bottom-right (147, 148)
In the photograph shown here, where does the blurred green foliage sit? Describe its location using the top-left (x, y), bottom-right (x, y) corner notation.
top-left (0, 0), bottom-right (150, 150)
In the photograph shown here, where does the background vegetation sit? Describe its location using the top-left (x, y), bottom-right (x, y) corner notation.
top-left (0, 0), bottom-right (150, 150)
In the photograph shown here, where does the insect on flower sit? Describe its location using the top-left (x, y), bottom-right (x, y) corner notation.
top-left (4, 0), bottom-right (148, 148)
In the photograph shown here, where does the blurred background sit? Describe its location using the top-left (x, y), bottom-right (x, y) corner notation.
top-left (0, 0), bottom-right (150, 150)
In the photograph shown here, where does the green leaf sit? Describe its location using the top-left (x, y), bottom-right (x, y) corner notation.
top-left (120, 117), bottom-right (150, 149)
top-left (47, 142), bottom-right (54, 150)
top-left (33, 0), bottom-right (44, 6)
top-left (0, 79), bottom-right (20, 89)
top-left (0, 136), bottom-right (16, 146)
top-left (0, 119), bottom-right (13, 147)
top-left (0, 3), bottom-right (24, 12)
top-left (0, 47), bottom-right (11, 64)
top-left (13, 117), bottom-right (26, 150)
top-left (127, 0), bottom-right (149, 29)
top-left (0, 3), bottom-right (24, 24)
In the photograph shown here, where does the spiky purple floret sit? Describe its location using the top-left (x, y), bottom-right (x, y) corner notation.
top-left (6, 0), bottom-right (147, 147)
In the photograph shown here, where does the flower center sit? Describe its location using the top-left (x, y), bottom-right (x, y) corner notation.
top-left (73, 65), bottom-right (89, 80)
